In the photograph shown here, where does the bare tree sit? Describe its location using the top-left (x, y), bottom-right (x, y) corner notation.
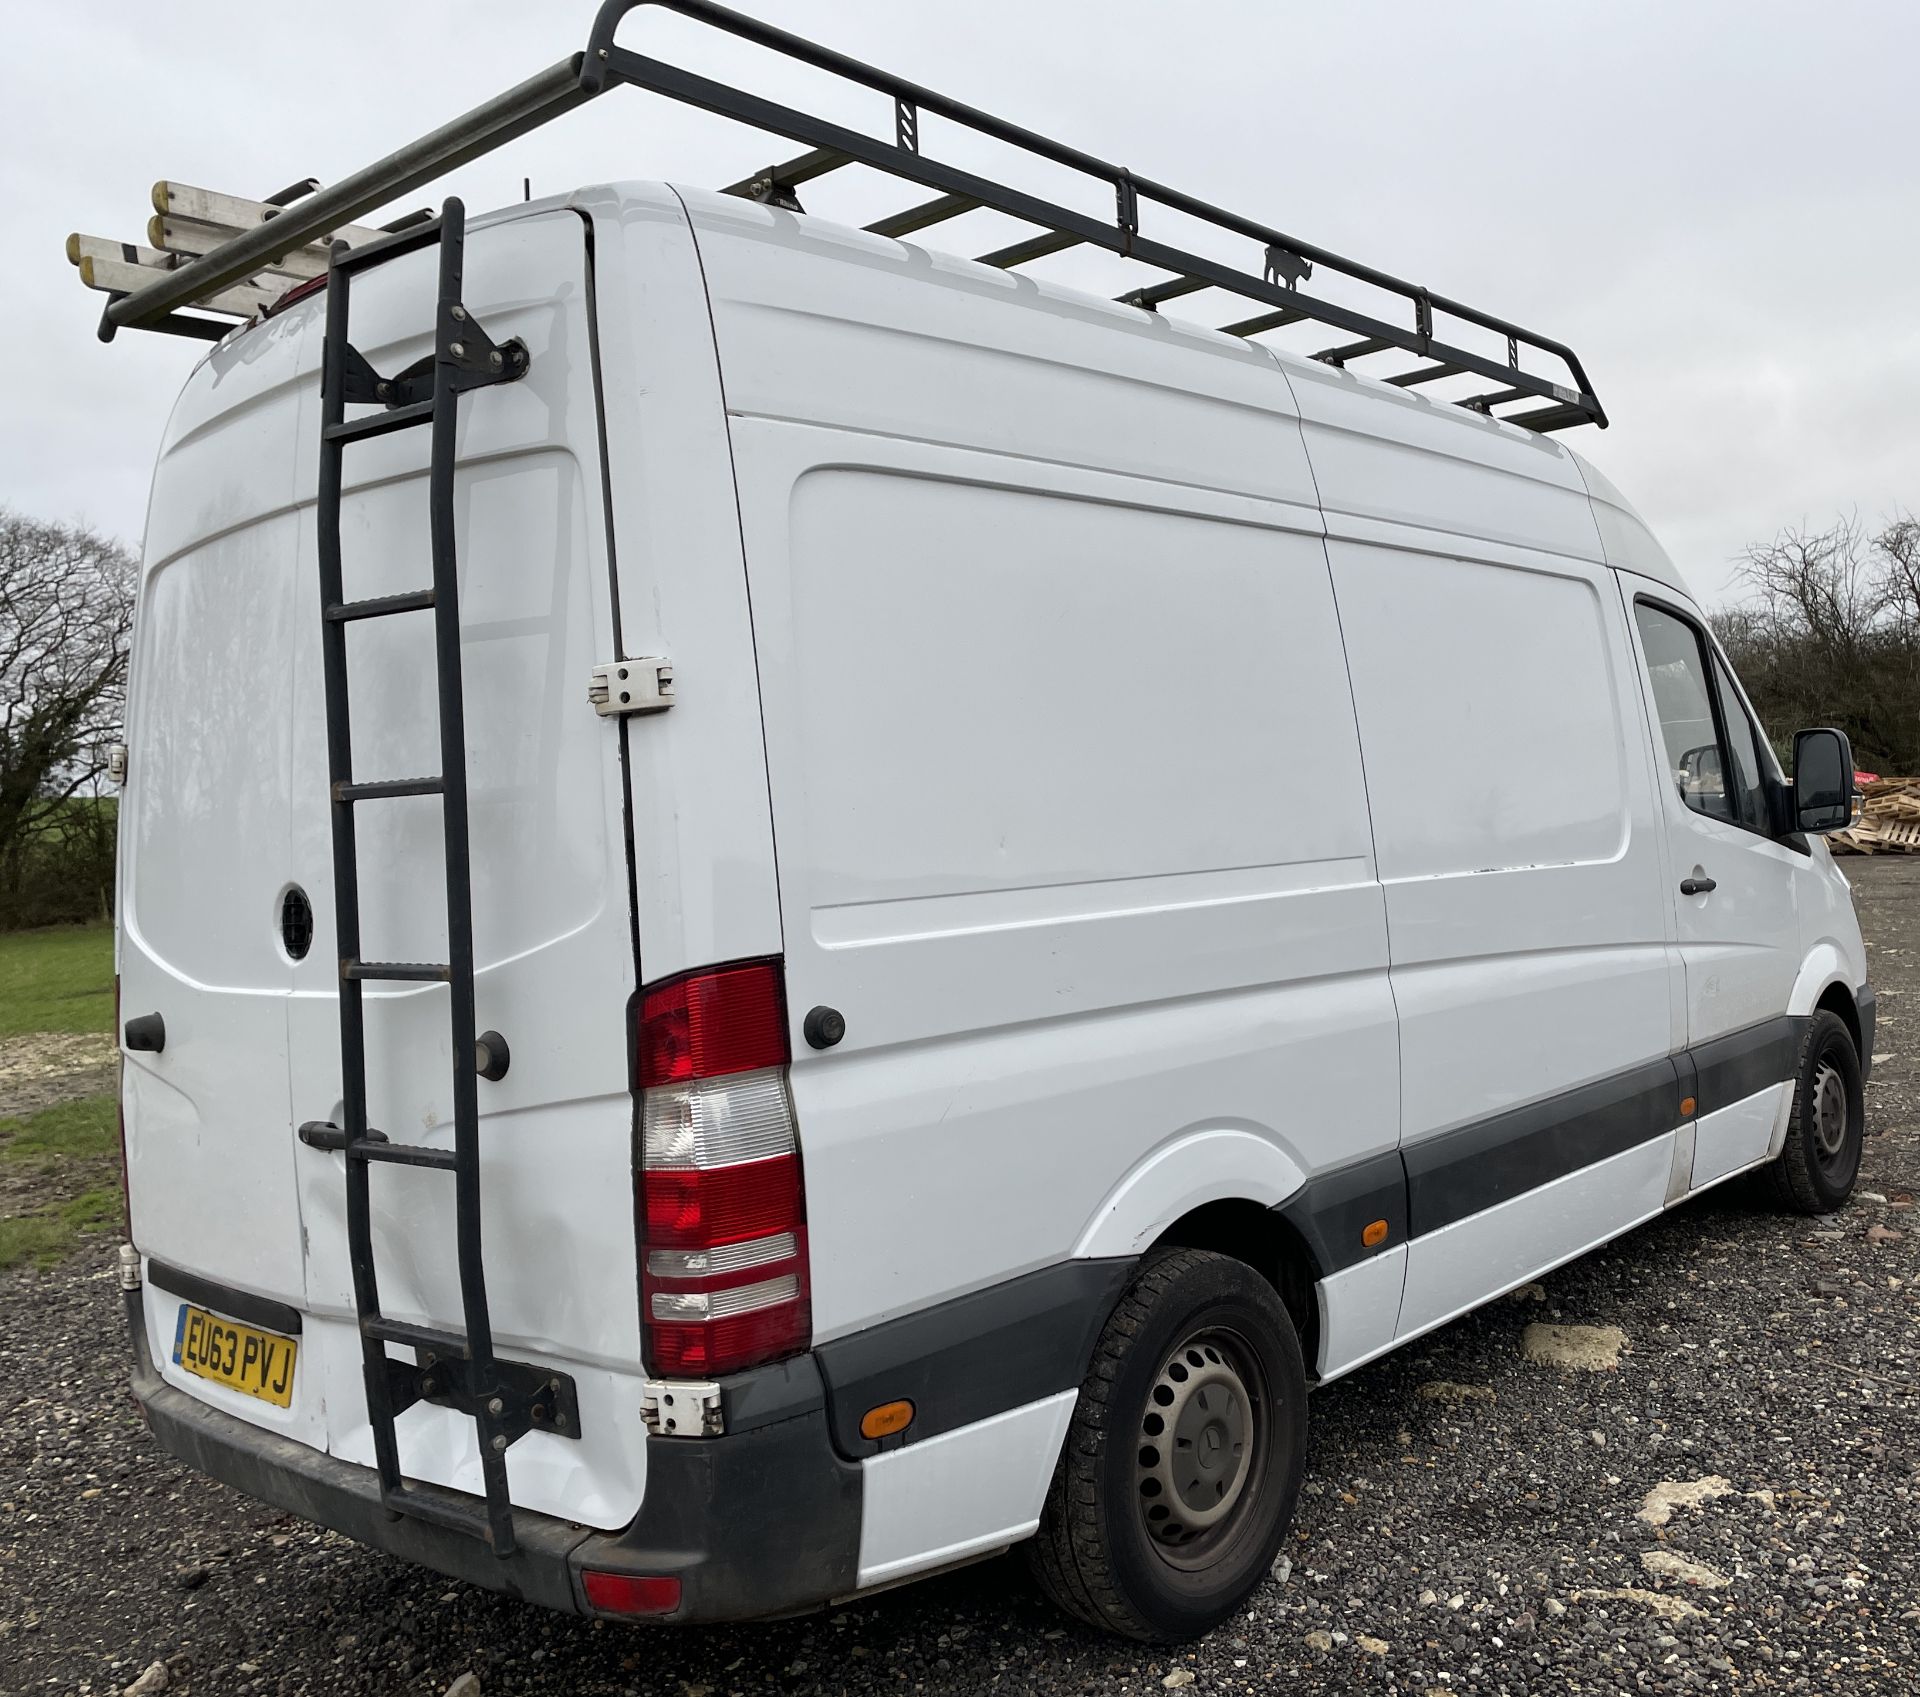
top-left (1717, 510), bottom-right (1920, 771)
top-left (0, 509), bottom-right (136, 916)
top-left (1873, 511), bottom-right (1920, 636)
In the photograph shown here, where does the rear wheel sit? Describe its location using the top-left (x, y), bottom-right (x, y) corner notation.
top-left (1768, 1009), bottom-right (1864, 1214)
top-left (1029, 1248), bottom-right (1306, 1641)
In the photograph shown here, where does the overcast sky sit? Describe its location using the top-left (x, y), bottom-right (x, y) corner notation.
top-left (8, 0), bottom-right (1917, 605)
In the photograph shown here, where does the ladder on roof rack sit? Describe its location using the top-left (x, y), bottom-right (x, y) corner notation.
top-left (75, 0), bottom-right (1606, 436)
top-left (296, 196), bottom-right (576, 1557)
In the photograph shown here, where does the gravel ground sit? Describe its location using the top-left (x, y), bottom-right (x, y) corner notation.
top-left (4, 860), bottom-right (1917, 1697)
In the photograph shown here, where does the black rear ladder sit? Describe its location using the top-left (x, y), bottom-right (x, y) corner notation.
top-left (307, 197), bottom-right (570, 1556)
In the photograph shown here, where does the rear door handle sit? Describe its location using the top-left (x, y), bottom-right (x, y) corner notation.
top-left (1679, 876), bottom-right (1717, 896)
top-left (123, 1012), bottom-right (166, 1052)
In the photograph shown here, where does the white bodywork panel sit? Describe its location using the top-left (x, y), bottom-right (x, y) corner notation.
top-left (856, 1390), bottom-right (1078, 1588)
top-left (1691, 1081), bottom-right (1794, 1190)
top-left (1330, 537), bottom-right (1680, 1146)
top-left (1315, 1246), bottom-right (1408, 1383)
top-left (684, 191), bottom-right (1399, 1344)
top-left (1396, 1132), bottom-right (1676, 1342)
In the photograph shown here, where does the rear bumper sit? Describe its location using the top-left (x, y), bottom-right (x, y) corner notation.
top-left (124, 1285), bottom-right (861, 1621)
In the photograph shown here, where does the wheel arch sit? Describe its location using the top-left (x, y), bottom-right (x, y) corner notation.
top-left (1789, 945), bottom-right (1862, 1053)
top-left (1070, 1128), bottom-right (1322, 1376)
top-left (1148, 1197), bottom-right (1324, 1382)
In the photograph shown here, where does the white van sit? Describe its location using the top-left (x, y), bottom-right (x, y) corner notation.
top-left (88, 5), bottom-right (1872, 1643)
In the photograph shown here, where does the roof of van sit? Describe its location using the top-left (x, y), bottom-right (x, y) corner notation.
top-left (625, 179), bottom-right (1690, 602)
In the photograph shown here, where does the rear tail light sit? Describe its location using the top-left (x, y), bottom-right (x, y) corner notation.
top-left (635, 959), bottom-right (810, 1377)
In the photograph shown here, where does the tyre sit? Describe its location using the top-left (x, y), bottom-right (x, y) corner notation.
top-left (1028, 1247), bottom-right (1307, 1642)
top-left (1767, 1008), bottom-right (1865, 1214)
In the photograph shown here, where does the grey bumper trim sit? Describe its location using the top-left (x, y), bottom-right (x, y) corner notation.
top-left (124, 1285), bottom-right (863, 1620)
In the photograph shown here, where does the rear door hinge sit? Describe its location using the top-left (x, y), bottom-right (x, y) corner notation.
top-left (588, 658), bottom-right (674, 717)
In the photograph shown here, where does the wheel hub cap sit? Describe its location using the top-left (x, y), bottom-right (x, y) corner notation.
top-left (1137, 1333), bottom-right (1255, 1549)
top-left (1813, 1060), bottom-right (1849, 1160)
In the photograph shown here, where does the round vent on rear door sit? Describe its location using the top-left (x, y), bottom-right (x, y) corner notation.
top-left (279, 885), bottom-right (314, 961)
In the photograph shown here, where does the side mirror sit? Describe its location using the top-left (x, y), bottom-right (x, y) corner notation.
top-left (1792, 727), bottom-right (1855, 834)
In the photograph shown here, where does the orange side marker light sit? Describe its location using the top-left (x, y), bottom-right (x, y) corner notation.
top-left (1680, 1096), bottom-right (1697, 1119)
top-left (1361, 1219), bottom-right (1390, 1249)
top-left (861, 1399), bottom-right (915, 1440)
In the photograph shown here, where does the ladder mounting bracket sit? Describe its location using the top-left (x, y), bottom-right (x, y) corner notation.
top-left (389, 1350), bottom-right (583, 1445)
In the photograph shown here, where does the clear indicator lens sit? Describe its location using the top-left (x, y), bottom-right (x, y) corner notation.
top-left (642, 1069), bottom-right (795, 1170)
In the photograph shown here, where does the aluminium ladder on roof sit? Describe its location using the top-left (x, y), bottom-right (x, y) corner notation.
top-left (89, 0), bottom-right (1606, 435)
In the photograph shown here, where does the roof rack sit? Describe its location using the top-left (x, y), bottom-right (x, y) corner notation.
top-left (75, 0), bottom-right (1606, 434)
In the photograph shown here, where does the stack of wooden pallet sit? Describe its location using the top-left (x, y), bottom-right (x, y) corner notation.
top-left (1830, 777), bottom-right (1920, 854)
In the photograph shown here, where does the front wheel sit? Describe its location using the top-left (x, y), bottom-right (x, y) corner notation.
top-left (1768, 1008), bottom-right (1865, 1214)
top-left (1028, 1248), bottom-right (1307, 1641)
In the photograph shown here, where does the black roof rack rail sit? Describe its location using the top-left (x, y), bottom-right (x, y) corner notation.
top-left (91, 0), bottom-right (1605, 433)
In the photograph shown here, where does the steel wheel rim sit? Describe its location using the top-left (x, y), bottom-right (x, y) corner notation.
top-left (1812, 1058), bottom-right (1851, 1164)
top-left (1135, 1328), bottom-right (1265, 1568)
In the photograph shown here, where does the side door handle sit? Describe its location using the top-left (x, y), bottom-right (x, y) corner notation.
top-left (1679, 876), bottom-right (1717, 896)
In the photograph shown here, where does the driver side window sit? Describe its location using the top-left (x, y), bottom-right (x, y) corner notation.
top-left (1710, 655), bottom-right (1771, 831)
top-left (1634, 601), bottom-right (1749, 827)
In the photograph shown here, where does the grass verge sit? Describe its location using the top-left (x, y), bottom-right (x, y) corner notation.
top-left (0, 1188), bottom-right (122, 1271)
top-left (0, 1093), bottom-right (123, 1270)
top-left (0, 923), bottom-right (115, 1038)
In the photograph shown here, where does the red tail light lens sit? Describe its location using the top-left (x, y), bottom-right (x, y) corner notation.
top-left (643, 1153), bottom-right (804, 1250)
top-left (637, 960), bottom-right (789, 1088)
top-left (635, 959), bottom-right (810, 1377)
top-left (581, 1570), bottom-right (682, 1616)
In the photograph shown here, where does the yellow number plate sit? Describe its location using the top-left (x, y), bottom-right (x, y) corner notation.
top-left (172, 1304), bottom-right (298, 1408)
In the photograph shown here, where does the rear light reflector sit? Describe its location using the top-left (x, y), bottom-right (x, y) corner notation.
top-left (646, 1230), bottom-right (796, 1280)
top-left (649, 1273), bottom-right (800, 1322)
top-left (581, 1570), bottom-right (682, 1616)
top-left (635, 959), bottom-right (810, 1377)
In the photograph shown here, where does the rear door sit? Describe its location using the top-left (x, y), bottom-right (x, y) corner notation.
top-left (278, 209), bottom-right (648, 1526)
top-left (120, 309), bottom-right (318, 1447)
top-left (1621, 578), bottom-right (1803, 1186)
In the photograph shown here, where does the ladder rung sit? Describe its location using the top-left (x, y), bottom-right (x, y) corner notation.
top-left (336, 776), bottom-right (443, 802)
top-left (345, 959), bottom-right (451, 983)
top-left (865, 192), bottom-right (979, 240)
top-left (1501, 402), bottom-right (1590, 434)
top-left (1219, 307), bottom-right (1306, 337)
top-left (1459, 386), bottom-right (1534, 410)
top-left (325, 400), bottom-right (434, 443)
top-left (721, 145), bottom-right (852, 201)
top-left (1384, 361), bottom-right (1464, 388)
top-left (1312, 335), bottom-right (1393, 367)
top-left (384, 1486), bottom-right (496, 1542)
top-left (1118, 275), bottom-right (1210, 311)
top-left (326, 587), bottom-right (436, 622)
top-left (976, 229), bottom-right (1082, 269)
top-left (365, 1314), bottom-right (470, 1358)
top-left (353, 1138), bottom-right (458, 1171)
